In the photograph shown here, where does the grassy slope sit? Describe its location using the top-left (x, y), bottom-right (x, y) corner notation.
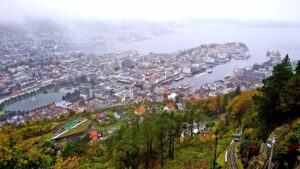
top-left (163, 133), bottom-right (232, 169)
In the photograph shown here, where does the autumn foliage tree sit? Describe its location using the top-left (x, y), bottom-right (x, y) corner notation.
top-left (0, 125), bottom-right (57, 168)
top-left (227, 90), bottom-right (259, 126)
top-left (207, 95), bottom-right (227, 115)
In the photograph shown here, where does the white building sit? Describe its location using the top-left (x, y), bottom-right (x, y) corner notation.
top-left (168, 93), bottom-right (177, 101)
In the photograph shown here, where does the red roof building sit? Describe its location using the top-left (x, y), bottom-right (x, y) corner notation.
top-left (164, 103), bottom-right (174, 112)
top-left (160, 87), bottom-right (171, 95)
top-left (95, 113), bottom-right (107, 122)
top-left (89, 131), bottom-right (98, 141)
top-left (135, 105), bottom-right (146, 115)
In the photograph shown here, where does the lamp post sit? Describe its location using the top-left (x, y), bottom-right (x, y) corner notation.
top-left (267, 137), bottom-right (276, 169)
top-left (239, 129), bottom-right (242, 155)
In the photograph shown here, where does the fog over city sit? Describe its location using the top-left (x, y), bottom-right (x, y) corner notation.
top-left (1, 0), bottom-right (300, 24)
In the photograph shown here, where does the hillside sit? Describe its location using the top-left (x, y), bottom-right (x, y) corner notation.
top-left (0, 56), bottom-right (299, 169)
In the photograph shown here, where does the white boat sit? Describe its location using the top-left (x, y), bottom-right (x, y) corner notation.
top-left (182, 83), bottom-right (190, 89)
top-left (195, 72), bottom-right (207, 77)
top-left (233, 68), bottom-right (245, 75)
top-left (174, 75), bottom-right (184, 81)
top-left (178, 83), bottom-right (191, 90)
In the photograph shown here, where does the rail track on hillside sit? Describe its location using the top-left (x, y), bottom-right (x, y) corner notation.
top-left (228, 141), bottom-right (239, 169)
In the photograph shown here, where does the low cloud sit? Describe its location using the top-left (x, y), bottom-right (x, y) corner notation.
top-left (0, 0), bottom-right (300, 24)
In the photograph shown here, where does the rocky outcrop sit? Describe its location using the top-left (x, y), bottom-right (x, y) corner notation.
top-left (246, 122), bottom-right (299, 169)
top-left (247, 143), bottom-right (269, 169)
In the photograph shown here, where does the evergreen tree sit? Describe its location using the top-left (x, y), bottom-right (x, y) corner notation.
top-left (295, 60), bottom-right (300, 75)
top-left (234, 85), bottom-right (242, 97)
top-left (254, 55), bottom-right (295, 139)
top-left (282, 54), bottom-right (292, 70)
top-left (280, 73), bottom-right (300, 119)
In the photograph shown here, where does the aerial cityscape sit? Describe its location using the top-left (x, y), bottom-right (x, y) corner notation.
top-left (0, 40), bottom-right (283, 124)
top-left (0, 0), bottom-right (299, 169)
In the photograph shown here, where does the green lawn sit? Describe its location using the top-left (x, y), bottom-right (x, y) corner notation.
top-left (63, 121), bottom-right (79, 130)
top-left (57, 119), bottom-right (91, 138)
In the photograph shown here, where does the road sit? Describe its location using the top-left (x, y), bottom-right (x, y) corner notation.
top-left (228, 140), bottom-right (239, 169)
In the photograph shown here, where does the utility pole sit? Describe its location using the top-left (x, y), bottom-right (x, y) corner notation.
top-left (213, 129), bottom-right (218, 169)
top-left (239, 128), bottom-right (242, 156)
top-left (268, 137), bottom-right (276, 169)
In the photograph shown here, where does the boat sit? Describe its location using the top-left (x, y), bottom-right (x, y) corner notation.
top-left (207, 69), bottom-right (213, 74)
top-left (174, 75), bottom-right (184, 81)
top-left (234, 54), bottom-right (251, 60)
top-left (233, 68), bottom-right (245, 75)
top-left (195, 72), bottom-right (207, 77)
top-left (117, 79), bottom-right (133, 84)
top-left (181, 83), bottom-right (191, 90)
top-left (161, 79), bottom-right (173, 85)
top-left (241, 54), bottom-right (251, 60)
top-left (190, 82), bottom-right (197, 87)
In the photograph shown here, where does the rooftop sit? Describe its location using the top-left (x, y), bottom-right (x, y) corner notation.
top-left (51, 119), bottom-right (91, 140)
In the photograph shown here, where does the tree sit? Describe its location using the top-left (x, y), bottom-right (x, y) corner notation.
top-left (234, 85), bottom-right (242, 97)
top-left (155, 113), bottom-right (170, 167)
top-left (0, 125), bottom-right (56, 169)
top-left (0, 125), bottom-right (22, 168)
top-left (227, 90), bottom-right (258, 126)
top-left (54, 155), bottom-right (80, 169)
top-left (208, 96), bottom-right (218, 114)
top-left (282, 54), bottom-right (292, 70)
top-left (61, 136), bottom-right (91, 158)
top-left (167, 112), bottom-right (177, 160)
top-left (141, 114), bottom-right (154, 169)
top-left (183, 109), bottom-right (196, 139)
top-left (212, 129), bottom-right (218, 169)
top-left (217, 95), bottom-right (225, 113)
top-left (279, 73), bottom-right (300, 119)
top-left (173, 113), bottom-right (184, 143)
top-left (254, 55), bottom-right (295, 139)
top-left (295, 61), bottom-right (300, 75)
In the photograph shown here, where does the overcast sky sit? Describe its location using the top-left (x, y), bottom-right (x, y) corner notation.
top-left (1, 0), bottom-right (300, 23)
